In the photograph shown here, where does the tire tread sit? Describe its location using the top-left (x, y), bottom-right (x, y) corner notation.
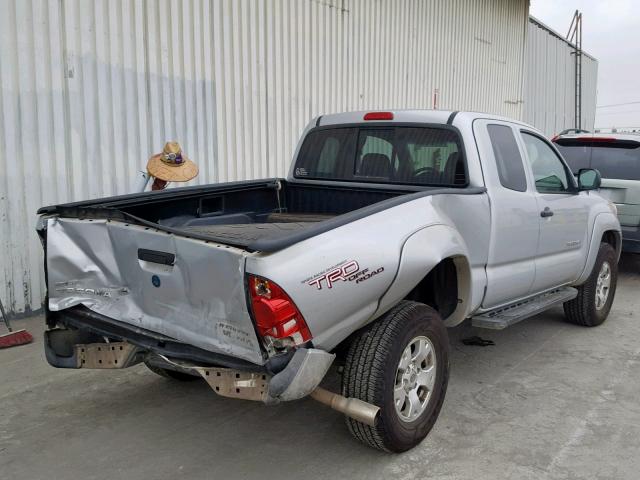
top-left (564, 242), bottom-right (617, 327)
top-left (342, 301), bottom-right (443, 451)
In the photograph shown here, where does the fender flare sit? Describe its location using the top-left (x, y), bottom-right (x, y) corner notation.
top-left (575, 211), bottom-right (621, 285)
top-left (374, 224), bottom-right (472, 327)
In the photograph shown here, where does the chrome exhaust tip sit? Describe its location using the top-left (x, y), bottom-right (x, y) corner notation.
top-left (310, 387), bottom-right (380, 427)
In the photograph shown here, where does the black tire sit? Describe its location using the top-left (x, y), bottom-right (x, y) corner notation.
top-left (342, 301), bottom-right (449, 452)
top-left (144, 361), bottom-right (201, 381)
top-left (564, 242), bottom-right (617, 327)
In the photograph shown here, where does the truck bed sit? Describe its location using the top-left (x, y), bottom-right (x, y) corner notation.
top-left (39, 179), bottom-right (483, 252)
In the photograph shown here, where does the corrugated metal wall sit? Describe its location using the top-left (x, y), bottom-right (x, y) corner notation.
top-left (523, 17), bottom-right (598, 136)
top-left (3, 0), bottom-right (593, 316)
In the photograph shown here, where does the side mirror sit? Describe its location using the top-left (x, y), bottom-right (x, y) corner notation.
top-left (578, 168), bottom-right (601, 191)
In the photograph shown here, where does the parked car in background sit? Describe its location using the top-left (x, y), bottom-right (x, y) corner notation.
top-left (553, 133), bottom-right (640, 253)
top-left (558, 128), bottom-right (590, 136)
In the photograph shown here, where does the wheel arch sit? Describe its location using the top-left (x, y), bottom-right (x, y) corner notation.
top-left (575, 212), bottom-right (622, 285)
top-left (374, 224), bottom-right (472, 327)
top-left (601, 229), bottom-right (620, 252)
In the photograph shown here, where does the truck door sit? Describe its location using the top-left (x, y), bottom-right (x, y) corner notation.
top-left (519, 130), bottom-right (589, 292)
top-left (473, 120), bottom-right (539, 308)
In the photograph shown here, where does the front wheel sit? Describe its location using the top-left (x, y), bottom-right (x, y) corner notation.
top-left (564, 242), bottom-right (618, 327)
top-left (342, 301), bottom-right (449, 452)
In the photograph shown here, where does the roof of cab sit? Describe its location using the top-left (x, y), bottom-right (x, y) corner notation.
top-left (316, 109), bottom-right (534, 130)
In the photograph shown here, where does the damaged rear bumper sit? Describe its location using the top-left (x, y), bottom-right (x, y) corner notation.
top-left (44, 306), bottom-right (335, 403)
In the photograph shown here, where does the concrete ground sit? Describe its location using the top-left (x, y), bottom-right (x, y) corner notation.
top-left (1, 255), bottom-right (639, 480)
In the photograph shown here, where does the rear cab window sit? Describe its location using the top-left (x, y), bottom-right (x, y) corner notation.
top-left (294, 126), bottom-right (467, 186)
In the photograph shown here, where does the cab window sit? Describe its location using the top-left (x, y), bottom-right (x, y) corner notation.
top-left (522, 132), bottom-right (572, 193)
top-left (488, 124), bottom-right (527, 192)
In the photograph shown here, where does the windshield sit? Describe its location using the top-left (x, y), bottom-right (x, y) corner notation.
top-left (294, 126), bottom-right (466, 186)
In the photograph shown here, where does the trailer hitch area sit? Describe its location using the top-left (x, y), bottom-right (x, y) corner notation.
top-left (44, 329), bottom-right (380, 427)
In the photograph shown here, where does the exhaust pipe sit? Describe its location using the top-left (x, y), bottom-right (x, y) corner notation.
top-left (310, 387), bottom-right (380, 427)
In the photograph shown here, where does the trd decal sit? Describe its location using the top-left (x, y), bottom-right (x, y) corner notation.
top-left (351, 266), bottom-right (385, 285)
top-left (304, 260), bottom-right (385, 290)
top-left (307, 260), bottom-right (360, 290)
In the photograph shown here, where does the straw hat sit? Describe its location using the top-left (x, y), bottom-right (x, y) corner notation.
top-left (147, 141), bottom-right (199, 182)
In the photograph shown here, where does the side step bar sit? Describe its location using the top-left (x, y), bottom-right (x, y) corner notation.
top-left (472, 287), bottom-right (578, 330)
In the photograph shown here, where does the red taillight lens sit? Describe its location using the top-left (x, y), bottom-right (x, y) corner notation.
top-left (363, 111), bottom-right (394, 121)
top-left (248, 275), bottom-right (311, 346)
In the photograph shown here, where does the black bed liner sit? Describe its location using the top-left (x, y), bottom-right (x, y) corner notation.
top-left (184, 222), bottom-right (317, 245)
top-left (183, 211), bottom-right (335, 244)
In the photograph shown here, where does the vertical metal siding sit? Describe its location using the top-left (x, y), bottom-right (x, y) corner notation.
top-left (1, 0), bottom-right (561, 315)
top-left (523, 18), bottom-right (598, 136)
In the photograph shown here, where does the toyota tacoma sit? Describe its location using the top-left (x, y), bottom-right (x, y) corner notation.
top-left (37, 110), bottom-right (621, 452)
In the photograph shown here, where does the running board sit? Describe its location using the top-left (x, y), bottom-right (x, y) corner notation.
top-left (472, 287), bottom-right (578, 330)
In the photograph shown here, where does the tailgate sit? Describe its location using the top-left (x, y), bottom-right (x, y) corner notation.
top-left (598, 179), bottom-right (640, 227)
top-left (45, 217), bottom-right (263, 364)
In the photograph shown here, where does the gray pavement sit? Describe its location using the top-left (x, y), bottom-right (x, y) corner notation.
top-left (1, 254), bottom-right (639, 480)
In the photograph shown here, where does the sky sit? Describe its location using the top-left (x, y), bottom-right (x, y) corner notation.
top-left (529, 0), bottom-right (640, 130)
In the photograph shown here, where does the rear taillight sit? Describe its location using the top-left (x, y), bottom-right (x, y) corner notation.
top-left (247, 275), bottom-right (311, 347)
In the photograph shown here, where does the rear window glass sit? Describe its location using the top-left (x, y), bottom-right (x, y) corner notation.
top-left (295, 127), bottom-right (466, 186)
top-left (555, 144), bottom-right (591, 173)
top-left (591, 146), bottom-right (640, 180)
top-left (555, 143), bottom-right (640, 180)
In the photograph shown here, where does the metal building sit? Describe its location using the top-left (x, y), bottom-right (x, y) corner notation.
top-left (0, 0), bottom-right (597, 316)
top-left (523, 16), bottom-right (598, 136)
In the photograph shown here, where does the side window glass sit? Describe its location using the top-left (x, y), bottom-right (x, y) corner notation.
top-left (487, 124), bottom-right (527, 192)
top-left (522, 132), bottom-right (570, 193)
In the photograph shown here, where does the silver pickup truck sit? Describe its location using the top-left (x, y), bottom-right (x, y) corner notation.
top-left (37, 110), bottom-right (621, 452)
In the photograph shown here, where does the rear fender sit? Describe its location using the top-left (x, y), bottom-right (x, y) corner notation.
top-left (375, 224), bottom-right (472, 327)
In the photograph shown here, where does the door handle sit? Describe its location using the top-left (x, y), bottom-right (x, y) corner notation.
top-left (540, 207), bottom-right (554, 218)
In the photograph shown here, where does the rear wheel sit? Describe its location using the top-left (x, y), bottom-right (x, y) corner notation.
top-left (342, 301), bottom-right (449, 452)
top-left (144, 361), bottom-right (201, 381)
top-left (564, 242), bottom-right (617, 327)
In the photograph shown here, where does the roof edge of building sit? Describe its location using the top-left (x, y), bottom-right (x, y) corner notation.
top-left (528, 15), bottom-right (597, 63)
